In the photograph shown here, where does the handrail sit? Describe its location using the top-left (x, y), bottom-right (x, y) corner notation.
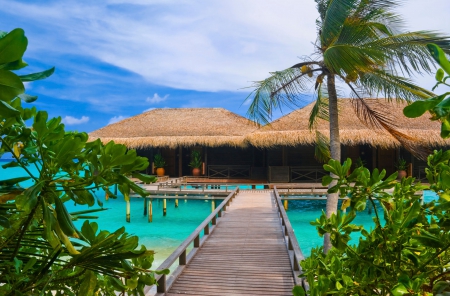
top-left (273, 186), bottom-right (307, 290)
top-left (147, 187), bottom-right (240, 294)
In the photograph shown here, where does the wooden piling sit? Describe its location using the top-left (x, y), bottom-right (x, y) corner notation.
top-left (163, 199), bottom-right (167, 216)
top-left (148, 199), bottom-right (152, 222)
top-left (211, 200), bottom-right (215, 212)
top-left (175, 199), bottom-right (179, 207)
top-left (126, 200), bottom-right (130, 222)
top-left (283, 199), bottom-right (288, 211)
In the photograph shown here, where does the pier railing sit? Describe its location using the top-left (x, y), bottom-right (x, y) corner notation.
top-left (273, 186), bottom-right (307, 290)
top-left (147, 187), bottom-right (240, 294)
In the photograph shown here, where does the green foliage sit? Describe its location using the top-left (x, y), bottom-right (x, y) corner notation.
top-left (395, 157), bottom-right (408, 170)
top-left (153, 153), bottom-right (166, 168)
top-left (404, 43), bottom-right (450, 138)
top-left (0, 28), bottom-right (160, 295)
top-left (295, 154), bottom-right (450, 295)
top-left (188, 150), bottom-right (202, 168)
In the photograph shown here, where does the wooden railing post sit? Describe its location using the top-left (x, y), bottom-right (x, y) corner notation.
top-left (157, 274), bottom-right (166, 293)
top-left (179, 250), bottom-right (186, 265)
top-left (212, 215), bottom-right (217, 225)
top-left (194, 234), bottom-right (200, 248)
top-left (204, 223), bottom-right (210, 235)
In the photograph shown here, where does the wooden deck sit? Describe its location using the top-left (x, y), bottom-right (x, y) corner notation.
top-left (161, 191), bottom-right (296, 296)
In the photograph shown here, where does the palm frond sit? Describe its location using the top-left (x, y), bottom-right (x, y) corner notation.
top-left (324, 43), bottom-right (386, 75)
top-left (309, 84), bottom-right (329, 129)
top-left (321, 0), bottom-right (358, 46)
top-left (314, 131), bottom-right (331, 163)
top-left (350, 97), bottom-right (430, 159)
top-left (368, 31), bottom-right (450, 75)
top-left (245, 67), bottom-right (316, 125)
top-left (356, 70), bottom-right (435, 101)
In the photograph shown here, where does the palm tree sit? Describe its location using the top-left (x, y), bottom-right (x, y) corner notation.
top-left (246, 0), bottom-right (450, 252)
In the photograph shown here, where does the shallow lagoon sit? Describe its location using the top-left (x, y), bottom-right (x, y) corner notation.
top-left (0, 160), bottom-right (437, 266)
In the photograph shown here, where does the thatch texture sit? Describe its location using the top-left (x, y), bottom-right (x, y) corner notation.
top-left (89, 108), bottom-right (259, 148)
top-left (247, 99), bottom-right (450, 148)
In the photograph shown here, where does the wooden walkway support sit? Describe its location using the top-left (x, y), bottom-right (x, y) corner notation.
top-left (148, 189), bottom-right (304, 295)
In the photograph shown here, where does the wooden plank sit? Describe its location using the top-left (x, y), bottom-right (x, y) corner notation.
top-left (160, 191), bottom-right (296, 295)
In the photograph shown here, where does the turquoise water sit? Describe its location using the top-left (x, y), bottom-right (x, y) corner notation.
top-left (0, 160), bottom-right (438, 265)
top-left (286, 191), bottom-right (438, 256)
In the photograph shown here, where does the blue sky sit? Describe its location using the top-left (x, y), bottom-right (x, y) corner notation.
top-left (1, 0), bottom-right (449, 133)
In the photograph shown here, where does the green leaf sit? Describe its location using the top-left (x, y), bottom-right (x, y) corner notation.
top-left (403, 95), bottom-right (444, 118)
top-left (132, 172), bottom-right (156, 184)
top-left (0, 69), bottom-right (24, 101)
top-left (322, 175), bottom-right (333, 186)
top-left (0, 59), bottom-right (28, 70)
top-left (414, 232), bottom-right (444, 248)
top-left (18, 67), bottom-right (55, 82)
top-left (0, 215), bottom-right (11, 228)
top-left (292, 285), bottom-right (306, 296)
top-left (391, 283), bottom-right (409, 296)
top-left (79, 270), bottom-right (97, 296)
top-left (155, 268), bottom-right (170, 275)
top-left (0, 176), bottom-right (30, 186)
top-left (18, 93), bottom-right (37, 103)
top-left (0, 28), bottom-right (28, 64)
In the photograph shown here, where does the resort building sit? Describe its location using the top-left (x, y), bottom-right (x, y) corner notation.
top-left (89, 99), bottom-right (450, 183)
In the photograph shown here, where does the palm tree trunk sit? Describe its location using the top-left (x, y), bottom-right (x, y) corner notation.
top-left (324, 74), bottom-right (341, 253)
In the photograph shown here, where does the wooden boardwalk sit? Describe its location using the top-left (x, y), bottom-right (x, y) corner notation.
top-left (163, 191), bottom-right (295, 296)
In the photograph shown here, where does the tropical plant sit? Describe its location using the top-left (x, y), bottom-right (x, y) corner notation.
top-left (153, 153), bottom-right (166, 168)
top-left (354, 156), bottom-right (365, 168)
top-left (245, 0), bottom-right (450, 252)
top-left (293, 151), bottom-right (450, 296)
top-left (0, 28), bottom-right (164, 295)
top-left (404, 43), bottom-right (450, 138)
top-left (395, 157), bottom-right (408, 170)
top-left (188, 150), bottom-right (202, 169)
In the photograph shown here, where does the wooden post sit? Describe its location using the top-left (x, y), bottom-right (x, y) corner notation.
top-left (407, 162), bottom-right (413, 177)
top-left (105, 191), bottom-right (109, 201)
top-left (143, 197), bottom-right (148, 216)
top-left (163, 199), bottom-right (167, 216)
top-left (175, 198), bottom-right (179, 207)
top-left (126, 200), bottom-right (130, 222)
top-left (211, 200), bottom-right (215, 212)
top-left (284, 199), bottom-right (288, 211)
top-left (178, 146), bottom-right (182, 177)
top-left (148, 199), bottom-right (152, 222)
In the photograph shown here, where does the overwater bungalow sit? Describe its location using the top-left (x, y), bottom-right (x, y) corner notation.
top-left (89, 99), bottom-right (450, 183)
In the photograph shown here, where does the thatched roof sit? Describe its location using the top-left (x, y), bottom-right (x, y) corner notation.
top-left (247, 99), bottom-right (450, 148)
top-left (89, 108), bottom-right (259, 148)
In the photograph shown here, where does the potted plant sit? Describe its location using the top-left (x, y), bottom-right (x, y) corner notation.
top-left (189, 150), bottom-right (202, 176)
top-left (154, 153), bottom-right (166, 176)
top-left (354, 157), bottom-right (366, 168)
top-left (395, 157), bottom-right (408, 179)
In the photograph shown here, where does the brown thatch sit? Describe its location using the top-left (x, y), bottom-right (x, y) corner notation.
top-left (246, 99), bottom-right (450, 148)
top-left (88, 108), bottom-right (259, 148)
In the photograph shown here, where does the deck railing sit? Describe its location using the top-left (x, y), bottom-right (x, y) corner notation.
top-left (146, 188), bottom-right (239, 294)
top-left (208, 165), bottom-right (251, 178)
top-left (273, 186), bottom-right (307, 290)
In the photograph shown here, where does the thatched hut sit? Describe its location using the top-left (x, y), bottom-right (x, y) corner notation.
top-left (89, 108), bottom-right (261, 177)
top-left (246, 99), bottom-right (450, 182)
top-left (89, 108), bottom-right (259, 148)
top-left (89, 101), bottom-right (449, 182)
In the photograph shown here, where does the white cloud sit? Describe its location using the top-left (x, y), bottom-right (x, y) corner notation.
top-left (146, 93), bottom-right (169, 104)
top-left (2, 0), bottom-right (449, 92)
top-left (108, 115), bottom-right (127, 124)
top-left (62, 115), bottom-right (89, 125)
